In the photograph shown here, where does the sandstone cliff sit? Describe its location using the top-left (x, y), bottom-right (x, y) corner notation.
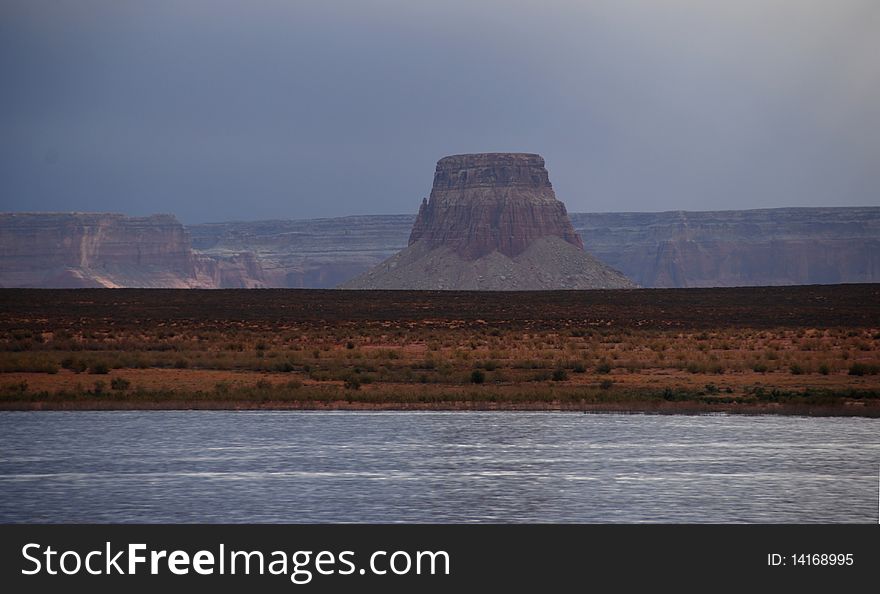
top-left (190, 215), bottom-right (412, 288)
top-left (194, 252), bottom-right (267, 289)
top-left (408, 153), bottom-right (584, 259)
top-left (5, 207), bottom-right (879, 289)
top-left (0, 212), bottom-right (266, 288)
top-left (341, 153), bottom-right (635, 290)
top-left (189, 207), bottom-right (880, 289)
top-left (571, 208), bottom-right (880, 287)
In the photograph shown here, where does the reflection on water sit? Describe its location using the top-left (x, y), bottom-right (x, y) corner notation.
top-left (0, 411), bottom-right (876, 523)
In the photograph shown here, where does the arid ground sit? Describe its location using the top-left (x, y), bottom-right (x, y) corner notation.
top-left (1, 286), bottom-right (878, 415)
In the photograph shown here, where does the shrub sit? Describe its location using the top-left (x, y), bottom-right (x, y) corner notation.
top-left (61, 357), bottom-right (77, 371)
top-left (346, 341), bottom-right (355, 350)
top-left (89, 362), bottom-right (110, 375)
top-left (818, 363), bottom-right (830, 376)
top-left (572, 362), bottom-right (586, 373)
top-left (599, 379), bottom-right (613, 390)
top-left (110, 377), bottom-right (131, 391)
top-left (2, 381), bottom-right (28, 395)
top-left (752, 362), bottom-right (768, 373)
top-left (173, 358), bottom-right (189, 369)
top-left (551, 369), bottom-right (568, 382)
top-left (93, 381), bottom-right (106, 395)
top-left (789, 363), bottom-right (805, 375)
top-left (470, 369), bottom-right (485, 384)
top-left (849, 363), bottom-right (878, 376)
top-left (595, 362), bottom-right (612, 374)
top-left (344, 376), bottom-right (361, 390)
top-left (273, 360), bottom-right (295, 373)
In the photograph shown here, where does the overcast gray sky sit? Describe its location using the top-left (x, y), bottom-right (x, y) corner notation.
top-left (2, 0), bottom-right (878, 223)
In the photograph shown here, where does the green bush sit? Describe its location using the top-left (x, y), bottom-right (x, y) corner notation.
top-left (470, 369), bottom-right (485, 384)
top-left (596, 362), bottom-right (612, 374)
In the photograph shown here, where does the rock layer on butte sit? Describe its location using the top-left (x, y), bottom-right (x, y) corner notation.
top-left (341, 153), bottom-right (635, 290)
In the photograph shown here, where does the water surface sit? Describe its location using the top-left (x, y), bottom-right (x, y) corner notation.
top-left (0, 411), bottom-right (876, 523)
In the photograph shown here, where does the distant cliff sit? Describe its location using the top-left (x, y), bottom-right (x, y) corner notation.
top-left (191, 207), bottom-right (880, 288)
top-left (0, 213), bottom-right (265, 288)
top-left (570, 208), bottom-right (880, 287)
top-left (189, 215), bottom-right (413, 288)
top-left (3, 207), bottom-right (879, 288)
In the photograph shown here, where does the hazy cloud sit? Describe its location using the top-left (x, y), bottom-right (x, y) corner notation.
top-left (1, 0), bottom-right (878, 222)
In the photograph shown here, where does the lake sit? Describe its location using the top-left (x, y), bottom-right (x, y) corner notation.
top-left (0, 411), bottom-right (876, 523)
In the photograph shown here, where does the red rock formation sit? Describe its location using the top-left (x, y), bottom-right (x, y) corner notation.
top-left (342, 153), bottom-right (634, 290)
top-left (189, 207), bottom-right (880, 289)
top-left (409, 153), bottom-right (584, 259)
top-left (0, 212), bottom-right (265, 288)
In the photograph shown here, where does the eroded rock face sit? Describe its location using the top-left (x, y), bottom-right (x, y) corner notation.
top-left (341, 153), bottom-right (635, 290)
top-left (570, 208), bottom-right (880, 287)
top-left (0, 212), bottom-right (265, 288)
top-left (194, 252), bottom-right (266, 289)
top-left (189, 207), bottom-right (880, 289)
top-left (189, 215), bottom-right (412, 288)
top-left (409, 153), bottom-right (584, 259)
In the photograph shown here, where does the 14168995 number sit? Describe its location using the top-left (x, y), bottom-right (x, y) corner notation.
top-left (791, 553), bottom-right (853, 566)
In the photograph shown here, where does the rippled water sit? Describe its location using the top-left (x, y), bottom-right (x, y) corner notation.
top-left (0, 411), bottom-right (877, 523)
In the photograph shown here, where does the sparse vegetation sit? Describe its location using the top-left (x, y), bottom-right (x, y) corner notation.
top-left (0, 287), bottom-right (877, 415)
top-left (849, 363), bottom-right (879, 376)
top-left (110, 377), bottom-right (131, 391)
top-left (88, 362), bottom-right (109, 375)
top-left (551, 368), bottom-right (568, 382)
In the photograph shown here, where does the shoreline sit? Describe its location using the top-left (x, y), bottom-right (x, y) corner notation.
top-left (2, 398), bottom-right (877, 417)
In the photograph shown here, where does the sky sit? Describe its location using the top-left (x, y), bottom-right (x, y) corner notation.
top-left (1, 0), bottom-right (878, 223)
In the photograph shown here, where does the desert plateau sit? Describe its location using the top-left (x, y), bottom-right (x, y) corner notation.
top-left (1, 285), bottom-right (877, 416)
